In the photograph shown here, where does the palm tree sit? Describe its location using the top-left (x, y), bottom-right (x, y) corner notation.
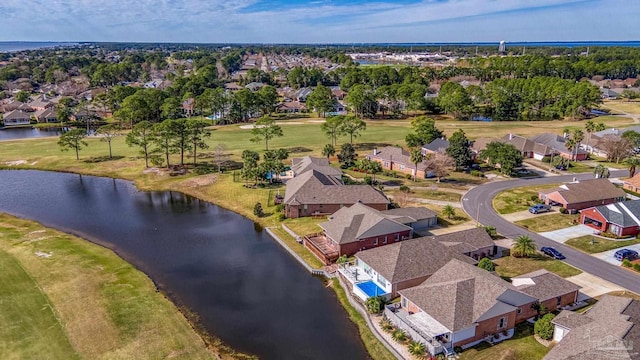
top-left (408, 341), bottom-right (426, 357)
top-left (442, 204), bottom-right (456, 219)
top-left (625, 156), bottom-right (640, 178)
top-left (322, 144), bottom-right (335, 159)
top-left (410, 148), bottom-right (425, 182)
top-left (569, 129), bottom-right (584, 161)
top-left (594, 164), bottom-right (610, 179)
top-left (512, 235), bottom-right (536, 258)
top-left (584, 120), bottom-right (595, 153)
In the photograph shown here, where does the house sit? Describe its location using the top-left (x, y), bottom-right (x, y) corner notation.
top-left (545, 295), bottom-right (640, 359)
top-left (340, 236), bottom-right (478, 301)
top-left (538, 179), bottom-right (627, 212)
top-left (501, 134), bottom-right (555, 160)
top-left (590, 126), bottom-right (640, 157)
top-left (580, 200), bottom-right (640, 237)
top-left (386, 259), bottom-right (538, 356)
top-left (283, 170), bottom-right (389, 219)
top-left (224, 82), bottom-right (244, 92)
top-left (275, 101), bottom-right (307, 113)
top-left (421, 138), bottom-right (450, 156)
top-left (27, 96), bottom-right (55, 111)
top-left (366, 146), bottom-right (430, 179)
top-left (1, 109), bottom-right (31, 126)
top-left (294, 87), bottom-right (313, 102)
top-left (306, 202), bottom-right (414, 264)
top-left (601, 88), bottom-right (620, 100)
top-left (380, 207), bottom-right (438, 232)
top-left (331, 86), bottom-right (347, 100)
top-left (182, 98), bottom-right (196, 117)
top-left (511, 270), bottom-right (581, 320)
top-left (288, 156), bottom-right (342, 179)
top-left (245, 82), bottom-right (266, 91)
top-left (430, 227), bottom-right (497, 260)
top-left (34, 107), bottom-right (58, 123)
top-left (624, 173), bottom-right (640, 193)
top-left (72, 109), bottom-right (99, 122)
top-left (529, 133), bottom-right (588, 161)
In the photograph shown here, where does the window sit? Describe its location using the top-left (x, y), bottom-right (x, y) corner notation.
top-left (516, 308), bottom-right (521, 314)
top-left (557, 296), bottom-right (562, 306)
top-left (384, 161), bottom-right (389, 167)
top-left (383, 236), bottom-right (388, 244)
top-left (395, 233), bottom-right (400, 241)
top-left (303, 204), bottom-right (308, 210)
top-left (399, 164), bottom-right (405, 170)
top-left (373, 237), bottom-right (378, 245)
top-left (402, 298), bottom-right (407, 308)
top-left (498, 317), bottom-right (507, 330)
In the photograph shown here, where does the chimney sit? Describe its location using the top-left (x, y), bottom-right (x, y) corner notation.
top-left (509, 133), bottom-right (513, 140)
top-left (373, 147), bottom-right (378, 156)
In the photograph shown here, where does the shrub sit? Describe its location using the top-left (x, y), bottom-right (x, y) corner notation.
top-left (379, 318), bottom-right (394, 332)
top-left (530, 195), bottom-right (539, 202)
top-left (478, 257), bottom-right (495, 271)
top-left (277, 213), bottom-right (286, 221)
top-left (484, 225), bottom-right (497, 238)
top-left (405, 174), bottom-right (412, 180)
top-left (399, 185), bottom-right (411, 193)
top-left (392, 328), bottom-right (407, 343)
top-left (275, 203), bottom-right (285, 213)
top-left (364, 175), bottom-right (373, 185)
top-left (391, 171), bottom-right (397, 178)
top-left (407, 341), bottom-right (426, 356)
top-left (622, 259), bottom-right (633, 268)
top-left (470, 170), bottom-right (484, 177)
top-left (253, 202), bottom-right (264, 217)
top-left (365, 296), bottom-right (387, 314)
top-left (336, 255), bottom-right (348, 264)
top-left (634, 263), bottom-right (640, 272)
top-left (559, 207), bottom-right (568, 214)
top-left (534, 313), bottom-right (556, 340)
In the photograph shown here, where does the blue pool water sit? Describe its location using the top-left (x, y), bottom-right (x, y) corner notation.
top-left (356, 280), bottom-right (386, 298)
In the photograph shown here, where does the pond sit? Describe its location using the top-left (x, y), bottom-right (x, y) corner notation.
top-left (0, 170), bottom-right (369, 360)
top-left (0, 127), bottom-right (65, 140)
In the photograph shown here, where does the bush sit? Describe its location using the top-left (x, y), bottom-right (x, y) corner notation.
top-left (365, 296), bottom-right (387, 314)
top-left (364, 176), bottom-right (373, 185)
top-left (253, 202), bottom-right (264, 217)
top-left (379, 318), bottom-right (394, 332)
top-left (634, 263), bottom-right (640, 272)
top-left (470, 170), bottom-right (484, 177)
top-left (277, 213), bottom-right (286, 221)
top-left (622, 259), bottom-right (633, 268)
top-left (275, 203), bottom-right (285, 213)
top-left (478, 257), bottom-right (495, 271)
top-left (407, 341), bottom-right (426, 356)
top-left (484, 225), bottom-right (497, 238)
top-left (399, 185), bottom-right (411, 193)
top-left (534, 313), bottom-right (556, 340)
top-left (559, 207), bottom-right (568, 214)
top-left (391, 329), bottom-right (407, 343)
top-left (530, 195), bottom-right (539, 202)
top-left (194, 164), bottom-right (215, 175)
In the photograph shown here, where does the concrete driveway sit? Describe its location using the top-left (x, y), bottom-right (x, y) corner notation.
top-left (592, 243), bottom-right (640, 266)
top-left (539, 225), bottom-right (596, 244)
top-left (566, 272), bottom-right (624, 300)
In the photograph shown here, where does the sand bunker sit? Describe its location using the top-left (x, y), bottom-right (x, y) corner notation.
top-left (5, 160), bottom-right (27, 166)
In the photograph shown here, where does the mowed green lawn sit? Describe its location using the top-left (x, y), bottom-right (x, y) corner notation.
top-left (0, 214), bottom-right (215, 360)
top-left (565, 235), bottom-right (640, 254)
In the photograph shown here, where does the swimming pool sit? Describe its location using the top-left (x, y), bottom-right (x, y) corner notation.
top-left (356, 280), bottom-right (387, 298)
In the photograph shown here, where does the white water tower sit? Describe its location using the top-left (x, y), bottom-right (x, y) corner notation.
top-left (498, 40), bottom-right (506, 53)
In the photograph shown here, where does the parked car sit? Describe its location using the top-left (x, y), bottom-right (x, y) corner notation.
top-left (614, 249), bottom-right (639, 261)
top-left (541, 246), bottom-right (566, 260)
top-left (529, 204), bottom-right (552, 214)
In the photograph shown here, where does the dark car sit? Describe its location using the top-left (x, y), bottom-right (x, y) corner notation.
top-left (614, 249), bottom-right (639, 262)
top-left (529, 204), bottom-right (551, 214)
top-left (541, 246), bottom-right (566, 260)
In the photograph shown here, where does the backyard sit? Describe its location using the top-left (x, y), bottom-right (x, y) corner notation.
top-left (458, 322), bottom-right (549, 360)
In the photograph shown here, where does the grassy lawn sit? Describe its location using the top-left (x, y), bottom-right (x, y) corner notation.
top-left (493, 185), bottom-right (556, 214)
top-left (282, 216), bottom-right (326, 236)
top-left (601, 100), bottom-right (640, 115)
top-left (269, 227), bottom-right (324, 269)
top-left (331, 279), bottom-right (396, 360)
top-left (385, 188), bottom-right (462, 202)
top-left (514, 213), bottom-right (579, 232)
top-left (565, 235), bottom-right (640, 254)
top-left (494, 254), bottom-right (582, 279)
top-left (0, 214), bottom-right (217, 360)
top-left (458, 322), bottom-right (549, 360)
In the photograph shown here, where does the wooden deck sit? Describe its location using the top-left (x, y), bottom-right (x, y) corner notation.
top-left (304, 233), bottom-right (339, 264)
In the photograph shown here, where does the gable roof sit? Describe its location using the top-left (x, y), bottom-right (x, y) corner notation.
top-left (355, 237), bottom-right (477, 284)
top-left (584, 200), bottom-right (640, 228)
top-left (2, 109), bottom-right (31, 120)
top-left (284, 170), bottom-right (389, 206)
top-left (544, 295), bottom-right (640, 360)
top-left (399, 259), bottom-right (536, 332)
top-left (422, 138), bottom-right (450, 152)
top-left (290, 156), bottom-right (342, 177)
top-left (624, 173), bottom-right (640, 189)
top-left (594, 125), bottom-right (640, 138)
top-left (529, 133), bottom-right (588, 156)
top-left (320, 202), bottom-right (412, 244)
top-left (422, 227), bottom-right (495, 254)
top-left (380, 207), bottom-right (437, 224)
top-left (544, 179), bottom-right (626, 205)
top-left (512, 269), bottom-right (581, 302)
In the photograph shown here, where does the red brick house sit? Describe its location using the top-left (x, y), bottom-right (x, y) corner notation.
top-left (366, 146), bottom-right (430, 179)
top-left (511, 270), bottom-right (581, 322)
top-left (539, 179), bottom-right (627, 212)
top-left (623, 173), bottom-right (640, 193)
top-left (283, 170), bottom-right (389, 219)
top-left (580, 200), bottom-right (640, 237)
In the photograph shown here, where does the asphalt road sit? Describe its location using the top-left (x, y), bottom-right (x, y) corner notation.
top-left (462, 170), bottom-right (640, 294)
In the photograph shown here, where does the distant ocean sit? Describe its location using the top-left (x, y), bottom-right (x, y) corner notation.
top-left (370, 41), bottom-right (640, 48)
top-left (0, 42), bottom-right (77, 52)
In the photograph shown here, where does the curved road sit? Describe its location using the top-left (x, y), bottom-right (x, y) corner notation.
top-left (462, 170), bottom-right (640, 294)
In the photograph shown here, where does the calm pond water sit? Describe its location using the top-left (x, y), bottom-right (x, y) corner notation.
top-left (0, 127), bottom-right (63, 140)
top-left (0, 170), bottom-right (369, 360)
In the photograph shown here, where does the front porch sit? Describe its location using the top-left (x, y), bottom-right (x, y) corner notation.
top-left (303, 233), bottom-right (339, 265)
top-left (384, 304), bottom-right (450, 356)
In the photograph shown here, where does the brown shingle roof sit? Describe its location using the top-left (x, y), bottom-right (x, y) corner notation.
top-left (290, 156), bottom-right (342, 177)
top-left (512, 269), bottom-right (581, 302)
top-left (380, 207), bottom-right (437, 224)
top-left (624, 173), bottom-right (640, 189)
top-left (544, 295), bottom-right (640, 360)
top-left (355, 238), bottom-right (477, 284)
top-left (319, 202), bottom-right (412, 244)
top-left (367, 146), bottom-right (429, 171)
top-left (425, 227), bottom-right (495, 254)
top-left (399, 259), bottom-right (536, 332)
top-left (546, 179), bottom-right (626, 204)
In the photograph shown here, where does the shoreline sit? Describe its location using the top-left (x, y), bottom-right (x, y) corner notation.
top-left (0, 166), bottom-right (393, 359)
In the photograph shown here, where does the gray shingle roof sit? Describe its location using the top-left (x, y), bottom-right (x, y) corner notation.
top-left (586, 200), bottom-right (640, 228)
top-left (426, 227), bottom-right (495, 254)
top-left (319, 202), bottom-right (412, 244)
top-left (380, 207), bottom-right (437, 224)
top-left (2, 109), bottom-right (31, 120)
top-left (594, 125), bottom-right (640, 138)
top-left (529, 133), bottom-right (588, 156)
top-left (355, 237), bottom-right (477, 284)
top-left (284, 170), bottom-right (389, 206)
top-left (367, 146), bottom-right (429, 171)
top-left (422, 138), bottom-right (450, 152)
top-left (290, 156), bottom-right (342, 177)
top-left (399, 259), bottom-right (537, 332)
top-left (544, 295), bottom-right (640, 360)
top-left (512, 269), bottom-right (581, 302)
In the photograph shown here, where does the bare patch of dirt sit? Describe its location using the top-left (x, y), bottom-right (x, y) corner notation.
top-left (179, 174), bottom-right (218, 188)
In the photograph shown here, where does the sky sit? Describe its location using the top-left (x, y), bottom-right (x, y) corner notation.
top-left (2, 0), bottom-right (639, 43)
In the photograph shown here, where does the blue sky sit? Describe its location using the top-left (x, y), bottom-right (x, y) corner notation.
top-left (2, 0), bottom-right (639, 43)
